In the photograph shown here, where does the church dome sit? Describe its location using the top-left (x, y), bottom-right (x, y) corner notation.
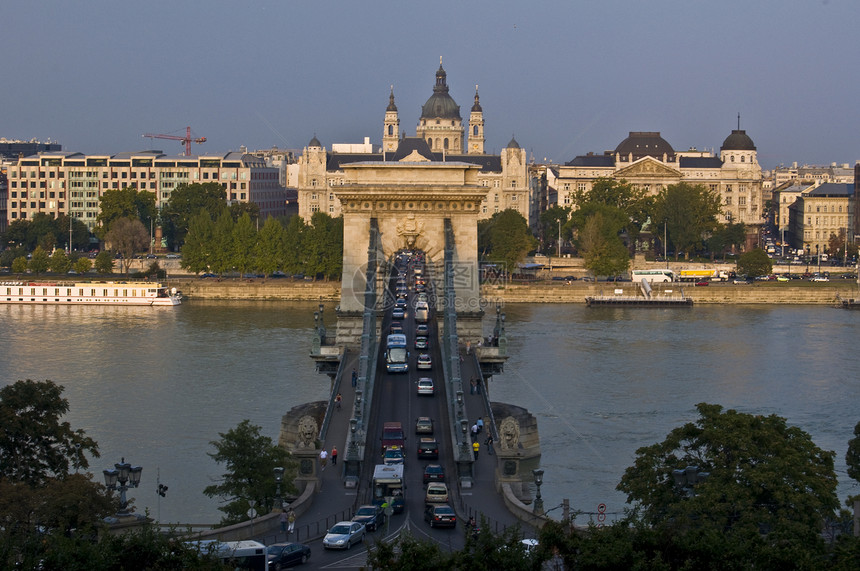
top-left (507, 135), bottom-right (520, 149)
top-left (721, 129), bottom-right (756, 151)
top-left (308, 135), bottom-right (322, 148)
top-left (386, 87), bottom-right (397, 112)
top-left (420, 63), bottom-right (461, 120)
top-left (614, 132), bottom-right (674, 160)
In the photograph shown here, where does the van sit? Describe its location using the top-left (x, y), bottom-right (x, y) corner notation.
top-left (382, 422), bottom-right (405, 451)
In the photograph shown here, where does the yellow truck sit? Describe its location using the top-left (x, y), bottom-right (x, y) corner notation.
top-left (678, 269), bottom-right (728, 282)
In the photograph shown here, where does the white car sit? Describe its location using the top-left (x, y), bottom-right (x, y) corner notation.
top-left (417, 377), bottom-right (435, 396)
top-left (323, 521), bottom-right (366, 550)
top-left (811, 275), bottom-right (829, 282)
top-left (417, 353), bottom-right (432, 370)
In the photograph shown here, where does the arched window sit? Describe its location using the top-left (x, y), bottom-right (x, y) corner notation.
top-left (741, 155), bottom-right (745, 162)
top-left (473, 125), bottom-right (478, 136)
top-left (427, 138), bottom-right (432, 147)
top-left (731, 155), bottom-right (735, 162)
top-left (388, 125), bottom-right (393, 136)
top-left (444, 138), bottom-right (449, 149)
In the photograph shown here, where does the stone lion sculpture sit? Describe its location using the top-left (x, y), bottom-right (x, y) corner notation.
top-left (499, 416), bottom-right (520, 451)
top-left (297, 415), bottom-right (319, 449)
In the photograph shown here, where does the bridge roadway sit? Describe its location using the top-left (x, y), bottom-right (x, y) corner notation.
top-left (270, 264), bottom-right (534, 568)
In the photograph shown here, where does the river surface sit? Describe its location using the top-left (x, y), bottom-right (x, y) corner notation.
top-left (1, 301), bottom-right (858, 525)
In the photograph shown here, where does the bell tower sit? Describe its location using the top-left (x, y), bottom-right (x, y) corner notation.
top-left (382, 86), bottom-right (400, 154)
top-left (468, 86), bottom-right (484, 155)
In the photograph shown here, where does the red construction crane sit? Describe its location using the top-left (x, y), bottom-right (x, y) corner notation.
top-left (142, 126), bottom-right (206, 156)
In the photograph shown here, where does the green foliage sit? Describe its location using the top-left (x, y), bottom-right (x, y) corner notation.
top-left (96, 186), bottom-right (157, 240)
top-left (574, 178), bottom-right (654, 241)
top-left (254, 216), bottom-right (287, 276)
top-left (653, 182), bottom-right (722, 259)
top-left (180, 210), bottom-right (216, 274)
top-left (231, 212), bottom-right (257, 277)
top-left (539, 205), bottom-right (571, 254)
top-left (456, 518), bottom-right (538, 571)
top-left (0, 380), bottom-right (100, 485)
top-left (303, 212), bottom-right (343, 280)
top-left (29, 245), bottom-right (50, 274)
top-left (1, 214), bottom-right (89, 252)
top-left (161, 182), bottom-right (227, 249)
top-left (618, 403), bottom-right (838, 558)
top-left (105, 217), bottom-right (150, 274)
top-left (479, 209), bottom-right (537, 274)
top-left (572, 204), bottom-right (630, 277)
top-left (73, 256), bottom-right (93, 274)
top-left (12, 256), bottom-right (28, 274)
top-left (49, 249), bottom-right (72, 274)
top-left (229, 201), bottom-right (260, 224)
top-left (708, 222), bottom-right (747, 259)
top-left (847, 420), bottom-right (860, 499)
top-left (210, 209), bottom-right (235, 275)
top-left (203, 419), bottom-right (296, 527)
top-left (737, 248), bottom-right (773, 277)
top-left (94, 250), bottom-right (114, 274)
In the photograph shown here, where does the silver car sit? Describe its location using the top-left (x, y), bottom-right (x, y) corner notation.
top-left (323, 521), bottom-right (366, 550)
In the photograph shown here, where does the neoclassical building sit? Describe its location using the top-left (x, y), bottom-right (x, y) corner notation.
top-left (554, 128), bottom-right (765, 249)
top-left (296, 62), bottom-right (529, 223)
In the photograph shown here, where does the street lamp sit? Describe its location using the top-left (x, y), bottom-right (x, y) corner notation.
top-left (274, 466), bottom-right (285, 511)
top-left (103, 458), bottom-right (143, 516)
top-left (816, 244), bottom-right (821, 275)
top-left (532, 469), bottom-right (544, 514)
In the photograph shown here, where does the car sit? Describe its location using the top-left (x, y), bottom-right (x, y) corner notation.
top-left (415, 416), bottom-right (434, 434)
top-left (323, 521), bottom-right (365, 550)
top-left (415, 323), bottom-right (429, 336)
top-left (776, 275), bottom-right (790, 282)
top-left (417, 437), bottom-right (439, 459)
top-left (424, 504), bottom-right (457, 528)
top-left (415, 336), bottom-right (429, 350)
top-left (201, 273), bottom-right (218, 278)
top-left (416, 293), bottom-right (429, 304)
top-left (423, 464), bottom-right (445, 484)
top-left (270, 271), bottom-right (288, 278)
top-left (383, 445), bottom-right (404, 465)
top-left (417, 353), bottom-right (432, 370)
top-left (146, 254), bottom-right (157, 259)
top-left (417, 377), bottom-right (434, 396)
top-left (425, 482), bottom-right (449, 504)
top-left (695, 280), bottom-right (709, 286)
top-left (733, 278), bottom-right (750, 284)
top-left (811, 275), bottom-right (830, 282)
top-left (267, 542), bottom-right (311, 568)
top-left (392, 307), bottom-right (406, 319)
top-left (394, 298), bottom-right (408, 310)
top-left (352, 504), bottom-right (385, 532)
top-left (580, 276), bottom-right (595, 282)
top-left (390, 322), bottom-right (404, 335)
top-left (166, 254), bottom-right (181, 259)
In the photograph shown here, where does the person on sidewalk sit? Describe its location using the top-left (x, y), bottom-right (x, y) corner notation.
top-left (331, 446), bottom-right (338, 465)
top-left (280, 510), bottom-right (287, 532)
top-left (472, 440), bottom-right (480, 460)
top-left (471, 423), bottom-right (478, 439)
top-left (476, 418), bottom-right (483, 434)
top-left (319, 449), bottom-right (328, 470)
top-left (287, 508), bottom-right (296, 534)
top-left (485, 433), bottom-right (494, 455)
top-left (470, 377), bottom-right (477, 394)
top-left (351, 369), bottom-right (357, 388)
top-left (334, 393), bottom-right (342, 411)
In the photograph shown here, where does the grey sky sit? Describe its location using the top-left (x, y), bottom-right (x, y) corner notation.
top-left (2, 1), bottom-right (857, 169)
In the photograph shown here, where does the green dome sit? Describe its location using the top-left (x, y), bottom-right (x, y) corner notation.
top-left (420, 63), bottom-right (461, 120)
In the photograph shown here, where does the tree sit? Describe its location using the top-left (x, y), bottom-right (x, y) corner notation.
top-left (576, 207), bottom-right (630, 277)
top-left (539, 205), bottom-right (571, 255)
top-left (231, 212), bottom-right (257, 277)
top-left (0, 379), bottom-right (100, 485)
top-left (479, 209), bottom-right (537, 276)
top-left (12, 256), bottom-right (28, 274)
top-left (104, 217), bottom-right (149, 274)
top-left (254, 216), bottom-right (287, 276)
top-left (29, 245), bottom-right (50, 274)
top-left (653, 182), bottom-right (722, 259)
top-left (73, 256), bottom-right (92, 274)
top-left (161, 182), bottom-right (227, 249)
top-left (49, 249), bottom-right (72, 274)
top-left (229, 201), bottom-right (260, 224)
top-left (97, 186), bottom-right (158, 240)
top-left (55, 214), bottom-right (91, 252)
top-left (209, 209), bottom-right (235, 275)
top-left (847, 421), bottom-right (860, 500)
top-left (574, 177), bottom-right (654, 246)
top-left (203, 419), bottom-right (296, 526)
top-left (282, 215), bottom-right (306, 274)
top-left (737, 248), bottom-right (773, 278)
top-left (708, 222), bottom-right (747, 259)
top-left (181, 210), bottom-right (216, 274)
top-left (94, 250), bottom-right (115, 274)
top-left (618, 403), bottom-right (838, 561)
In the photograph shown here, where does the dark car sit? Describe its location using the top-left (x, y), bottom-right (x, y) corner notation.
top-left (352, 504), bottom-right (385, 532)
top-left (424, 503), bottom-right (457, 528)
top-left (423, 464), bottom-right (445, 484)
top-left (267, 542), bottom-right (311, 568)
top-left (417, 437), bottom-right (439, 459)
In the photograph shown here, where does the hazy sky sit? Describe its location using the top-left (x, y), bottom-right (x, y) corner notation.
top-left (2, 1), bottom-right (858, 170)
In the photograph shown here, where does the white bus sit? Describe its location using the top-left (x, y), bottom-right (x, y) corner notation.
top-left (631, 269), bottom-right (675, 283)
top-left (385, 334), bottom-right (409, 373)
top-left (188, 540), bottom-right (266, 570)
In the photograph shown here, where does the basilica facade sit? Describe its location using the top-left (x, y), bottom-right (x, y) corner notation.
top-left (296, 62), bottom-right (529, 223)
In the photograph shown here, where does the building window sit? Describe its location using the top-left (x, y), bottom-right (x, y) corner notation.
top-left (725, 197), bottom-right (732, 205)
top-left (739, 197), bottom-right (746, 206)
top-left (741, 156), bottom-right (745, 162)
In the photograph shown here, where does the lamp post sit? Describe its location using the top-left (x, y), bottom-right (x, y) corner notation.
top-left (532, 469), bottom-right (544, 515)
top-left (274, 466), bottom-right (285, 511)
top-left (103, 458), bottom-right (143, 516)
top-left (816, 244), bottom-right (821, 275)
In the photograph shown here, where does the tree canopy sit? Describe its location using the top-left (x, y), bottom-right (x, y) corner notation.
top-left (104, 217), bottom-right (150, 273)
top-left (737, 248), bottom-right (773, 278)
top-left (203, 419), bottom-right (296, 526)
top-left (160, 182), bottom-right (227, 249)
top-left (653, 182), bottom-right (722, 259)
top-left (618, 403), bottom-right (839, 563)
top-left (478, 209), bottom-right (537, 275)
top-left (2, 213), bottom-right (89, 252)
top-left (572, 204), bottom-right (630, 277)
top-left (574, 178), bottom-right (653, 242)
top-left (96, 186), bottom-right (157, 240)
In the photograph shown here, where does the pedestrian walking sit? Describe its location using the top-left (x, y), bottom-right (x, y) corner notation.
top-left (471, 423), bottom-right (478, 438)
top-left (472, 440), bottom-right (480, 459)
top-left (331, 446), bottom-right (338, 465)
top-left (319, 449), bottom-right (328, 470)
top-left (470, 377), bottom-right (477, 395)
top-left (334, 393), bottom-right (342, 411)
top-left (280, 510), bottom-right (287, 532)
top-left (485, 433), bottom-right (494, 455)
top-left (476, 418), bottom-right (483, 434)
top-left (287, 508), bottom-right (296, 534)
top-left (351, 369), bottom-right (357, 388)
top-left (466, 340), bottom-right (471, 355)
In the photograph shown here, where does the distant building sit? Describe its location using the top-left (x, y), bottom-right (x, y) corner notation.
top-left (296, 62), bottom-right (529, 223)
top-left (787, 181), bottom-right (856, 256)
top-left (555, 129), bottom-right (764, 250)
top-left (0, 138), bottom-right (62, 161)
top-left (5, 151), bottom-right (286, 231)
top-left (769, 162), bottom-right (855, 187)
top-left (0, 167), bottom-right (7, 235)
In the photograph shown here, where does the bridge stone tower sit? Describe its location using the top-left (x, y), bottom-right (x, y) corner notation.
top-left (335, 138), bottom-right (487, 345)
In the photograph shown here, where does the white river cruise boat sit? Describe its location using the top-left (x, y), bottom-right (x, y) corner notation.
top-left (0, 281), bottom-right (181, 306)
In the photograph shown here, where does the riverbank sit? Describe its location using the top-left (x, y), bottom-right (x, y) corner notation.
top-left (168, 277), bottom-right (859, 305)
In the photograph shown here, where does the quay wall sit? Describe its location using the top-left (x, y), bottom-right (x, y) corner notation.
top-left (170, 278), bottom-right (858, 305)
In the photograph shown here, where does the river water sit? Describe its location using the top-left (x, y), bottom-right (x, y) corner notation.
top-left (1, 301), bottom-right (858, 525)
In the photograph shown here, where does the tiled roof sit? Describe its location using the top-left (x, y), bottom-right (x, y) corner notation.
top-left (807, 183), bottom-right (853, 197)
top-left (679, 157), bottom-right (723, 168)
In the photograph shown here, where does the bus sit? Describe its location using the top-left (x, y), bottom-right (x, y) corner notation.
top-left (385, 334), bottom-right (408, 373)
top-left (188, 540), bottom-right (267, 570)
top-left (631, 269), bottom-right (675, 283)
top-left (372, 463), bottom-right (405, 513)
